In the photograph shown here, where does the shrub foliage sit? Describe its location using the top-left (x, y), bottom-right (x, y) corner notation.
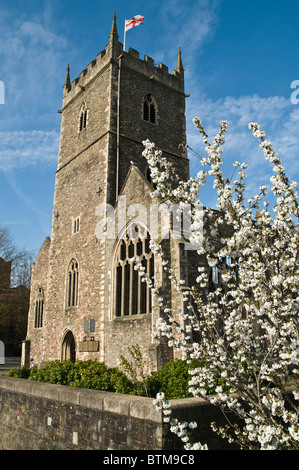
top-left (7, 357), bottom-right (219, 399)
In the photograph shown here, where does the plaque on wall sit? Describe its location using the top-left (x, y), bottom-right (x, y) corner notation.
top-left (78, 341), bottom-right (99, 352)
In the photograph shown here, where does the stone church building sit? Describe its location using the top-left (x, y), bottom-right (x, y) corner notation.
top-left (22, 14), bottom-right (199, 372)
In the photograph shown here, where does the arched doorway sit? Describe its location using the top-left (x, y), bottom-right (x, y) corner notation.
top-left (61, 330), bottom-right (76, 362)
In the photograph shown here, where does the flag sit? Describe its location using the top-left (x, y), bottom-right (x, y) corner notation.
top-left (125, 15), bottom-right (144, 32)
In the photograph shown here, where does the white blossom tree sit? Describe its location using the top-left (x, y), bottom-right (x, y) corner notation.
top-left (140, 119), bottom-right (299, 450)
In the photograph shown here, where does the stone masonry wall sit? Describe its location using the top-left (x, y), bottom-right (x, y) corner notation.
top-left (25, 237), bottom-right (51, 363)
top-left (35, 137), bottom-right (109, 365)
top-left (0, 376), bottom-right (237, 450)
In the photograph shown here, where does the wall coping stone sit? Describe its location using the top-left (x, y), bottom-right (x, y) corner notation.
top-left (0, 375), bottom-right (210, 424)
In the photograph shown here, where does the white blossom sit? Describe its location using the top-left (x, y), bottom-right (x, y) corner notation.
top-left (143, 118), bottom-right (299, 450)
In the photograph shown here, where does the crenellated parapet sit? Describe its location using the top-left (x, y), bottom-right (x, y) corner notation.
top-left (120, 47), bottom-right (184, 93)
top-left (61, 14), bottom-right (184, 110)
top-left (62, 47), bottom-right (112, 108)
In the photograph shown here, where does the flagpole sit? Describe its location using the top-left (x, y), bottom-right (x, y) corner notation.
top-left (116, 22), bottom-right (126, 201)
top-left (123, 19), bottom-right (126, 52)
top-left (116, 15), bottom-right (143, 200)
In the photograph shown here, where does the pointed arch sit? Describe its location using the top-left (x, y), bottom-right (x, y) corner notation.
top-left (34, 287), bottom-right (44, 328)
top-left (78, 102), bottom-right (88, 132)
top-left (61, 330), bottom-right (76, 362)
top-left (112, 223), bottom-right (155, 318)
top-left (66, 258), bottom-right (79, 308)
top-left (142, 94), bottom-right (158, 124)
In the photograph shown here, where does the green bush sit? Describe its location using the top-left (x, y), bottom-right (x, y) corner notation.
top-left (145, 358), bottom-right (231, 399)
top-left (7, 357), bottom-right (228, 399)
top-left (65, 360), bottom-right (135, 394)
top-left (29, 360), bottom-right (74, 385)
top-left (8, 360), bottom-right (135, 394)
top-left (146, 358), bottom-right (203, 399)
top-left (7, 365), bottom-right (31, 379)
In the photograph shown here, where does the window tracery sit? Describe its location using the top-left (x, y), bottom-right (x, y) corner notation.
top-left (114, 225), bottom-right (154, 317)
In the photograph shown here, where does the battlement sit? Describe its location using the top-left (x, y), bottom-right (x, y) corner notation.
top-left (122, 47), bottom-right (184, 91)
top-left (61, 17), bottom-right (184, 109)
top-left (62, 45), bottom-right (112, 108)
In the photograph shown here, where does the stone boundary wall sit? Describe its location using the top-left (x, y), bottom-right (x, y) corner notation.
top-left (0, 376), bottom-right (235, 450)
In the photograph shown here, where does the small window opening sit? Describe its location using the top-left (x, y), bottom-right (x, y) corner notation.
top-left (84, 319), bottom-right (95, 334)
top-left (143, 94), bottom-right (157, 124)
top-left (79, 105), bottom-right (88, 132)
top-left (211, 266), bottom-right (219, 284)
top-left (73, 217), bottom-right (80, 234)
top-left (67, 259), bottom-right (79, 308)
top-left (34, 288), bottom-right (44, 328)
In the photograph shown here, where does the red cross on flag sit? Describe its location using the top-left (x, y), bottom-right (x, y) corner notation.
top-left (125, 15), bottom-right (144, 32)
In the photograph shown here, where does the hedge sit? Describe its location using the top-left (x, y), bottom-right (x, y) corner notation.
top-left (7, 358), bottom-right (221, 399)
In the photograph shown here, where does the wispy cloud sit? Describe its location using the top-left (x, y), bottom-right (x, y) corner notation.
top-left (0, 130), bottom-right (59, 172)
top-left (150, 0), bottom-right (219, 74)
top-left (0, 7), bottom-right (70, 129)
top-left (161, 0), bottom-right (219, 43)
top-left (0, 5), bottom-right (64, 171)
top-left (187, 93), bottom-right (299, 201)
top-left (152, 1), bottom-right (299, 198)
top-left (3, 169), bottom-right (52, 236)
top-left (2, 221), bottom-right (30, 225)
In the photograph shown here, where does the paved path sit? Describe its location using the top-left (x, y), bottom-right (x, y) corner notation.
top-left (0, 356), bottom-right (21, 374)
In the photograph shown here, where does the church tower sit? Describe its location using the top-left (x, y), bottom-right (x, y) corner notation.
top-left (22, 14), bottom-right (190, 372)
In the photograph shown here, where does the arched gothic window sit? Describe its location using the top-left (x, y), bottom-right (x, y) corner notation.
top-left (114, 225), bottom-right (154, 317)
top-left (79, 103), bottom-right (88, 132)
top-left (143, 94), bottom-right (157, 124)
top-left (67, 259), bottom-right (79, 308)
top-left (34, 287), bottom-right (44, 328)
top-left (209, 256), bottom-right (238, 291)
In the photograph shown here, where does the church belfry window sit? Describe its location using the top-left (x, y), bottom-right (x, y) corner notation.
top-left (67, 259), bottom-right (79, 308)
top-left (79, 103), bottom-right (88, 132)
top-left (114, 225), bottom-right (154, 317)
top-left (143, 94), bottom-right (157, 124)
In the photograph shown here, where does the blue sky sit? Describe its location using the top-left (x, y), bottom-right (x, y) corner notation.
top-left (0, 0), bottom-right (299, 255)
